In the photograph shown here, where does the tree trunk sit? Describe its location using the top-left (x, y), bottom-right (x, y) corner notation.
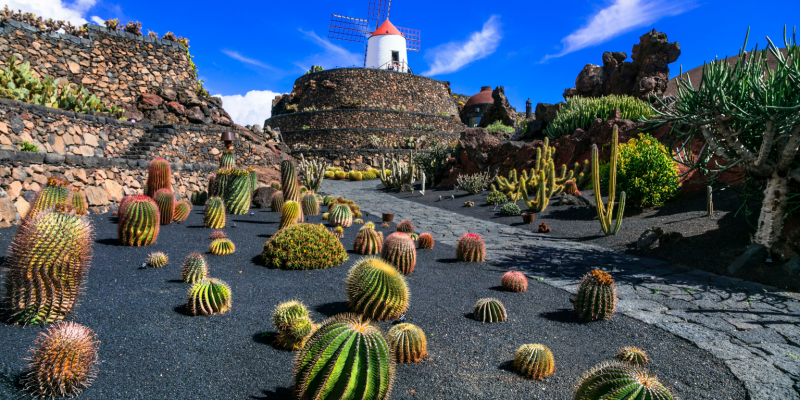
top-left (754, 172), bottom-right (789, 252)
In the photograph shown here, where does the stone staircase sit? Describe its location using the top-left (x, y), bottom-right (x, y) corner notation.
top-left (123, 125), bottom-right (176, 160)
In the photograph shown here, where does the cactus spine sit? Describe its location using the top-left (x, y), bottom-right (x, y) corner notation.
top-left (387, 323), bottom-right (427, 363)
top-left (574, 269), bottom-right (617, 322)
top-left (223, 169), bottom-right (251, 215)
top-left (346, 258), bottom-right (409, 320)
top-left (501, 271), bottom-right (528, 292)
top-left (514, 344), bottom-right (555, 380)
top-left (575, 361), bottom-right (674, 400)
top-left (456, 233), bottom-right (486, 262)
top-left (204, 197), bottom-right (226, 229)
top-left (280, 201), bottom-right (301, 230)
top-left (118, 195), bottom-right (160, 246)
top-left (280, 160), bottom-right (304, 223)
top-left (381, 232), bottom-right (417, 275)
top-left (474, 298), bottom-right (507, 323)
top-left (301, 193), bottom-right (320, 216)
top-left (328, 203), bottom-right (353, 227)
top-left (70, 187), bottom-right (88, 214)
top-left (417, 233), bottom-right (434, 249)
top-left (154, 188), bottom-right (175, 226)
top-left (28, 177), bottom-right (72, 221)
top-left (270, 191), bottom-right (284, 212)
top-left (593, 126), bottom-right (625, 235)
top-left (354, 223), bottom-right (384, 255)
top-left (209, 238), bottom-right (236, 255)
top-left (173, 200), bottom-right (192, 222)
top-left (186, 278), bottom-right (232, 316)
top-left (146, 158), bottom-right (172, 198)
top-left (181, 252), bottom-right (208, 283)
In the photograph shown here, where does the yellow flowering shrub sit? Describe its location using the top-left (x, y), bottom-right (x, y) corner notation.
top-left (615, 133), bottom-right (680, 207)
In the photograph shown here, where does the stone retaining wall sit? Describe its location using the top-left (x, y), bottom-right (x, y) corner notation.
top-left (281, 128), bottom-right (458, 151)
top-left (266, 109), bottom-right (465, 133)
top-left (293, 148), bottom-right (417, 170)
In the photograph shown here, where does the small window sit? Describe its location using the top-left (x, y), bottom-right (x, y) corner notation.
top-left (392, 51), bottom-right (399, 63)
top-left (475, 107), bottom-right (480, 113)
top-left (468, 117), bottom-right (479, 127)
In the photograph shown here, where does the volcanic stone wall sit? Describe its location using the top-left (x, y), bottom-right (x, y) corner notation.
top-left (281, 128), bottom-right (458, 151)
top-left (267, 109), bottom-right (464, 133)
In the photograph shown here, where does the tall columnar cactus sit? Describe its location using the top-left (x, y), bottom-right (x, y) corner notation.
top-left (118, 195), bottom-right (160, 246)
top-left (173, 200), bottom-right (192, 222)
top-left (298, 153), bottom-right (327, 193)
top-left (396, 219), bottom-right (414, 233)
top-left (616, 346), bottom-right (649, 366)
top-left (280, 160), bottom-right (304, 222)
top-left (328, 204), bottom-right (353, 227)
top-left (381, 232), bottom-right (417, 275)
top-left (146, 158), bottom-right (172, 198)
top-left (273, 301), bottom-right (316, 350)
top-left (417, 233), bottom-right (434, 249)
top-left (593, 126), bottom-right (625, 236)
top-left (207, 174), bottom-right (217, 197)
top-left (181, 252), bottom-right (208, 283)
top-left (248, 167), bottom-right (259, 193)
top-left (223, 169), bottom-right (252, 215)
top-left (21, 322), bottom-right (99, 399)
top-left (219, 149), bottom-right (236, 170)
top-left (514, 344), bottom-right (555, 380)
top-left (474, 298), bottom-right (507, 323)
top-left (70, 187), bottom-right (88, 214)
top-left (186, 278), bottom-right (232, 316)
top-left (270, 191), bottom-right (284, 213)
top-left (211, 169), bottom-right (230, 199)
top-left (204, 197), bottom-right (226, 229)
top-left (573, 269), bottom-right (617, 322)
top-left (354, 222), bottom-right (383, 255)
top-left (707, 186), bottom-right (713, 216)
top-left (6, 205), bottom-right (94, 325)
top-left (154, 188), bottom-right (175, 226)
top-left (387, 323), bottom-right (427, 364)
top-left (28, 177), bottom-right (72, 220)
top-left (280, 201), bottom-right (301, 230)
top-left (293, 314), bottom-right (393, 400)
top-left (301, 193), bottom-right (320, 216)
top-left (190, 190), bottom-right (208, 206)
top-left (345, 258), bottom-right (409, 320)
top-left (501, 271), bottom-right (528, 293)
top-left (575, 361), bottom-right (674, 400)
top-left (209, 238), bottom-right (236, 255)
top-left (457, 233), bottom-right (486, 262)
top-left (379, 152), bottom-right (415, 190)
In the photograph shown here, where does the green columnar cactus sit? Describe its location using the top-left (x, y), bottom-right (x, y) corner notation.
top-left (181, 252), bottom-right (208, 283)
top-left (173, 200), bottom-right (192, 222)
top-left (575, 361), bottom-right (674, 400)
top-left (301, 193), bottom-right (320, 216)
top-left (501, 271), bottom-right (528, 292)
top-left (186, 278), bottom-right (231, 316)
top-left (273, 301), bottom-right (316, 350)
top-left (520, 166), bottom-right (556, 213)
top-left (387, 323), bottom-right (427, 364)
top-left (280, 201), bottom-right (301, 230)
top-left (211, 169), bottom-right (230, 199)
top-left (203, 197), bottom-right (226, 229)
top-left (209, 238), bottom-right (236, 255)
top-left (270, 191), bottom-right (284, 213)
top-left (328, 204), bottom-right (353, 227)
top-left (280, 160), bottom-right (304, 222)
top-left (70, 187), bottom-right (88, 214)
top-left (514, 344), bottom-right (555, 380)
top-left (146, 158), bottom-right (172, 198)
top-left (28, 177), bottom-right (72, 221)
top-left (593, 126), bottom-right (625, 236)
top-left (616, 346), bottom-right (649, 366)
top-left (707, 186), bottom-right (713, 216)
top-left (154, 188), bottom-right (175, 226)
top-left (248, 167), bottom-right (259, 193)
top-left (574, 269), bottom-right (617, 322)
top-left (379, 152), bottom-right (415, 190)
top-left (345, 258), bottom-right (409, 320)
top-left (207, 174), bottom-right (217, 197)
top-left (148, 252), bottom-right (168, 268)
top-left (298, 153), bottom-right (326, 193)
top-left (118, 195), bottom-right (160, 246)
top-left (219, 150), bottom-right (236, 170)
top-left (293, 314), bottom-right (393, 400)
top-left (6, 205), bottom-right (94, 325)
top-left (456, 233), bottom-right (486, 262)
top-left (381, 232), bottom-right (417, 275)
top-left (396, 219), bottom-right (414, 233)
top-left (190, 190), bottom-right (208, 206)
top-left (473, 298), bottom-right (507, 323)
top-left (353, 223), bottom-right (383, 255)
top-left (223, 169), bottom-right (251, 215)
top-left (417, 233), bottom-right (434, 249)
top-left (21, 322), bottom-right (99, 399)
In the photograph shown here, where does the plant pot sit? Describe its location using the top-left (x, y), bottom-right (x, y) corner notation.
top-left (382, 213), bottom-right (395, 223)
top-left (521, 212), bottom-right (535, 224)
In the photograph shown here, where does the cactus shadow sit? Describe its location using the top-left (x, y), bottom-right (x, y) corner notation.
top-left (231, 219), bottom-right (276, 225)
top-left (0, 368), bottom-right (27, 400)
top-left (252, 331), bottom-right (278, 348)
top-left (497, 360), bottom-right (516, 373)
top-left (488, 285), bottom-right (506, 292)
top-left (173, 304), bottom-right (193, 317)
top-left (95, 238), bottom-right (120, 246)
top-left (314, 301), bottom-right (350, 317)
top-left (251, 387), bottom-right (294, 400)
top-left (186, 225), bottom-right (208, 229)
top-left (436, 258), bottom-right (461, 264)
top-left (464, 312), bottom-right (475, 320)
top-left (540, 309), bottom-right (583, 324)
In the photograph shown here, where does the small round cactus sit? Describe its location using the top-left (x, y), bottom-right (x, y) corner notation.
top-left (270, 191), bottom-right (284, 212)
top-left (348, 171), bottom-right (363, 181)
top-left (148, 252), bottom-right (168, 268)
top-left (575, 361), bottom-right (674, 400)
top-left (457, 233), bottom-right (486, 262)
top-left (345, 258), bottom-right (409, 320)
top-left (381, 232), bottom-right (417, 275)
top-left (328, 203), bottom-right (353, 227)
top-left (209, 230), bottom-right (227, 240)
top-left (353, 223), bottom-right (383, 255)
top-left (154, 188), bottom-right (175, 226)
top-left (204, 197), bottom-right (226, 229)
top-left (301, 193), bottom-right (320, 216)
top-left (474, 298), bottom-right (507, 323)
top-left (332, 225), bottom-right (345, 239)
top-left (564, 179), bottom-right (580, 195)
top-left (118, 195), bottom-right (160, 246)
top-left (70, 187), bottom-right (88, 214)
top-left (616, 346), bottom-right (649, 366)
top-left (324, 171), bottom-right (334, 179)
top-left (417, 233), bottom-right (434, 249)
top-left (186, 278), bottom-right (231, 316)
top-left (272, 300), bottom-right (310, 332)
top-left (574, 269), bottom-right (617, 322)
top-left (173, 200), bottom-right (192, 222)
top-left (322, 195), bottom-right (335, 205)
top-left (321, 212), bottom-right (329, 220)
top-left (501, 271), bottom-right (528, 293)
top-left (396, 219), bottom-right (414, 233)
top-left (513, 344), bottom-right (555, 380)
top-left (387, 323), bottom-right (427, 364)
top-left (191, 190), bottom-right (208, 206)
top-left (334, 171), bottom-right (346, 180)
top-left (273, 301), bottom-right (316, 350)
top-left (209, 238), bottom-right (236, 255)
top-left (270, 181), bottom-right (282, 191)
top-left (279, 200), bottom-right (301, 230)
top-left (181, 252), bottom-right (208, 283)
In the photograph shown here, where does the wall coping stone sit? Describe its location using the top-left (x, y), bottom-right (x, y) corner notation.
top-left (281, 127), bottom-right (460, 137)
top-left (0, 149), bottom-right (216, 171)
top-left (0, 97), bottom-right (141, 127)
top-left (0, 19), bottom-right (189, 50)
top-left (299, 67), bottom-right (451, 86)
top-left (291, 148), bottom-right (427, 155)
top-left (266, 107), bottom-right (460, 122)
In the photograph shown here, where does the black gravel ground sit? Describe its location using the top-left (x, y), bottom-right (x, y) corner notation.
top-left (0, 207), bottom-right (745, 399)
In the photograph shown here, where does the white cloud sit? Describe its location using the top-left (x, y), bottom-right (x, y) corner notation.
top-left (213, 90), bottom-right (283, 127)
top-left (422, 15), bottom-right (503, 76)
top-left (90, 15), bottom-right (103, 24)
top-left (4, 0), bottom-right (98, 25)
top-left (543, 0), bottom-right (697, 61)
top-left (296, 29), bottom-right (364, 70)
top-left (221, 49), bottom-right (278, 71)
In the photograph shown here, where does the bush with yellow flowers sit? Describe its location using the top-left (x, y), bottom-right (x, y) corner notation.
top-left (262, 223), bottom-right (348, 270)
top-left (612, 133), bottom-right (680, 207)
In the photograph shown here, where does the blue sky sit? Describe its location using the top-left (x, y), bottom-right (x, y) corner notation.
top-left (7, 0), bottom-right (800, 126)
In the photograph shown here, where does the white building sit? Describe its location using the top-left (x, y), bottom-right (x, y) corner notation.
top-left (365, 19), bottom-right (409, 71)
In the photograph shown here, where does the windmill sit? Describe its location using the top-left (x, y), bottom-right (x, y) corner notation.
top-left (328, 0), bottom-right (421, 69)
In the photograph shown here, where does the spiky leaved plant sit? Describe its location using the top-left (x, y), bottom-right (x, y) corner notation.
top-left (457, 233), bottom-right (486, 262)
top-left (70, 187), bottom-right (88, 214)
top-left (396, 219), bottom-right (414, 233)
top-left (616, 346), bottom-right (649, 366)
top-left (223, 169), bottom-right (251, 215)
top-left (148, 251), bottom-right (168, 268)
top-left (270, 191), bottom-right (284, 213)
top-left (301, 193), bottom-right (319, 216)
top-left (514, 344), bottom-right (554, 380)
top-left (262, 223), bottom-right (348, 270)
top-left (280, 201), bottom-right (301, 230)
top-left (328, 203), bottom-right (353, 227)
top-left (248, 167), bottom-right (259, 193)
top-left (474, 298), bottom-right (507, 323)
top-left (280, 160), bottom-right (304, 223)
top-left (219, 149), bottom-right (236, 170)
top-left (118, 195), bottom-right (160, 246)
top-left (173, 200), bottom-right (192, 222)
top-left (345, 258), bottom-right (409, 320)
top-left (381, 232), bottom-right (417, 275)
top-left (273, 301), bottom-right (316, 350)
top-left (353, 222), bottom-right (383, 255)
top-left (6, 205), bottom-right (94, 325)
top-left (387, 323), bottom-right (427, 364)
top-left (190, 190), bottom-right (208, 206)
top-left (146, 157), bottom-right (172, 198)
top-left (573, 269), bottom-right (617, 322)
top-left (203, 197), bottom-right (226, 229)
top-left (154, 188), bottom-right (175, 226)
top-left (417, 233), bottom-right (434, 249)
top-left (27, 177), bottom-right (72, 221)
top-left (21, 322), bottom-right (99, 399)
top-left (501, 271), bottom-right (528, 293)
top-left (575, 361), bottom-right (674, 400)
top-left (181, 252), bottom-right (208, 283)
top-left (186, 278), bottom-right (231, 316)
top-left (209, 238), bottom-right (235, 255)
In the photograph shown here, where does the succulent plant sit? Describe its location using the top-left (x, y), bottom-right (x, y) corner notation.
top-left (211, 169), bottom-right (231, 199)
top-left (294, 314), bottom-right (393, 400)
top-left (181, 252), bottom-right (208, 283)
top-left (273, 301), bottom-right (316, 350)
top-left (262, 223), bottom-right (348, 270)
top-left (207, 174), bottom-right (217, 197)
top-left (349, 171), bottom-right (363, 181)
top-left (324, 171), bottom-right (335, 179)
top-left (346, 257), bottom-right (409, 320)
top-left (334, 170), bottom-right (346, 180)
top-left (280, 160), bottom-right (304, 223)
top-left (186, 278), bottom-right (231, 316)
top-left (417, 233), bottom-right (434, 249)
top-left (301, 193), bottom-right (319, 216)
top-left (248, 167), bottom-right (259, 193)
top-left (280, 200), bottom-right (301, 230)
top-left (70, 187), bottom-right (88, 214)
top-left (173, 200), bottom-right (192, 222)
top-left (501, 271), bottom-right (528, 293)
top-left (575, 361), bottom-right (674, 400)
top-left (28, 177), bottom-right (72, 221)
top-left (486, 190), bottom-right (508, 205)
top-left (6, 205), bottom-right (93, 325)
top-left (387, 323), bottom-right (427, 364)
top-left (190, 190), bottom-right (208, 206)
top-left (381, 232), bottom-right (417, 275)
top-left (270, 191), bottom-right (284, 213)
top-left (500, 202), bottom-right (521, 216)
top-left (574, 269), bottom-right (617, 322)
top-left (328, 203), bottom-right (353, 227)
top-left (219, 150), bottom-right (236, 170)
top-left (564, 179), bottom-right (580, 195)
top-left (353, 223), bottom-right (383, 255)
top-left (148, 251), bottom-right (168, 268)
top-left (538, 222), bottom-right (551, 233)
top-left (203, 197), bottom-right (226, 229)
top-left (154, 188), bottom-right (175, 226)
top-left (354, 218), bottom-right (364, 224)
top-left (272, 300), bottom-right (310, 332)
top-left (616, 346), bottom-right (649, 366)
top-left (474, 298), bottom-right (507, 323)
top-left (321, 212), bottom-right (329, 220)
top-left (209, 230), bottom-right (227, 239)
top-left (382, 222), bottom-right (390, 228)
top-left (146, 158), bottom-right (172, 198)
top-left (396, 219), bottom-right (414, 233)
top-left (21, 322), bottom-right (99, 399)
top-left (332, 225), bottom-right (345, 239)
top-left (457, 233), bottom-right (486, 262)
top-left (223, 169), bottom-right (252, 215)
top-left (270, 181), bottom-right (282, 191)
top-left (118, 195), bottom-right (160, 246)
top-left (322, 195), bottom-right (335, 205)
top-left (513, 344), bottom-right (554, 380)
top-left (409, 232), bottom-right (419, 241)
top-left (209, 238), bottom-right (236, 255)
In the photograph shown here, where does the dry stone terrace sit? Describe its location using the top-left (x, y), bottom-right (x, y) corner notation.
top-left (322, 178), bottom-right (800, 400)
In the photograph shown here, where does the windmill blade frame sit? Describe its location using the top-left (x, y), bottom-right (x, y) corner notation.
top-left (328, 14), bottom-right (369, 43)
top-left (397, 26), bottom-right (421, 52)
top-left (367, 0), bottom-right (392, 30)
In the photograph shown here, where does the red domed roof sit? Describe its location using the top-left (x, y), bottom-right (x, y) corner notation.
top-left (369, 19), bottom-right (403, 38)
top-left (465, 86), bottom-right (493, 106)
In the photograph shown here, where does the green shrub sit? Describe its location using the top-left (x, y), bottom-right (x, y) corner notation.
top-left (545, 95), bottom-right (654, 139)
top-left (19, 141), bottom-right (38, 152)
top-left (486, 120), bottom-right (515, 134)
top-left (262, 223), bottom-right (348, 270)
top-left (486, 191), bottom-right (508, 205)
top-left (500, 202), bottom-right (521, 216)
top-left (413, 138), bottom-right (458, 186)
top-left (610, 133), bottom-right (680, 207)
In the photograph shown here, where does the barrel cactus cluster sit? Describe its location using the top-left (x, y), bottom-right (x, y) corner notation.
top-left (272, 301), bottom-right (317, 350)
top-left (118, 195), bottom-right (160, 246)
top-left (381, 232), bottom-right (417, 275)
top-left (345, 258), bottom-right (409, 320)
